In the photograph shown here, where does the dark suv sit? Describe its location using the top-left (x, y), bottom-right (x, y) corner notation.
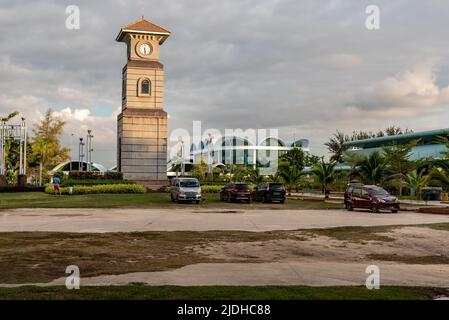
top-left (252, 183), bottom-right (286, 203)
top-left (220, 183), bottom-right (251, 203)
top-left (344, 184), bottom-right (400, 213)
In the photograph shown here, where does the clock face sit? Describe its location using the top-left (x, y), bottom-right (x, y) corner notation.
top-left (138, 43), bottom-right (152, 56)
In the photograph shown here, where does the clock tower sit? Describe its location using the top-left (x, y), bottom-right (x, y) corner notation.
top-left (116, 18), bottom-right (170, 189)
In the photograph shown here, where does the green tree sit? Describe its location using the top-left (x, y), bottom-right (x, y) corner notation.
top-left (382, 141), bottom-right (417, 195)
top-left (248, 167), bottom-right (265, 185)
top-left (279, 147), bottom-right (305, 170)
top-left (405, 171), bottom-right (430, 200)
top-left (304, 152), bottom-right (321, 167)
top-left (431, 160), bottom-right (449, 191)
top-left (31, 109), bottom-right (69, 183)
top-left (191, 162), bottom-right (207, 180)
top-left (278, 165), bottom-right (303, 195)
top-left (311, 159), bottom-right (336, 199)
top-left (352, 151), bottom-right (386, 185)
top-left (325, 131), bottom-right (349, 163)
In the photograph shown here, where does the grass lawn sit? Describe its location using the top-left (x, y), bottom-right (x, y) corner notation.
top-left (0, 192), bottom-right (343, 210)
top-left (0, 285), bottom-right (438, 300)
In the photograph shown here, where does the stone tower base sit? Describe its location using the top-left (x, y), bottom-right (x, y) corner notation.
top-left (117, 108), bottom-right (168, 190)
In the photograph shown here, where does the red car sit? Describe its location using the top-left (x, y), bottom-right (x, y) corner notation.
top-left (344, 184), bottom-right (400, 213)
top-left (220, 183), bottom-right (251, 203)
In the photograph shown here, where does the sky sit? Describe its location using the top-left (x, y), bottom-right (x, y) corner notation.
top-left (1, 0), bottom-right (449, 168)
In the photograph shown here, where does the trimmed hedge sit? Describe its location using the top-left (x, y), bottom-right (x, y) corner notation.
top-left (45, 184), bottom-right (146, 195)
top-left (61, 179), bottom-right (135, 187)
top-left (166, 185), bottom-right (223, 193)
top-left (0, 186), bottom-right (46, 193)
top-left (68, 171), bottom-right (124, 180)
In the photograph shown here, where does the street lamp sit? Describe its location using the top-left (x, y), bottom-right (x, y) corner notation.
top-left (86, 130), bottom-right (94, 171)
top-left (79, 138), bottom-right (85, 171)
top-left (207, 133), bottom-right (214, 177)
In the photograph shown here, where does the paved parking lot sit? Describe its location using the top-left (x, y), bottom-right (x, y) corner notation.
top-left (1, 207), bottom-right (448, 232)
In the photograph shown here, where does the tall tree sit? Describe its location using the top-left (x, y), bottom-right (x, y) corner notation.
top-left (311, 159), bottom-right (336, 199)
top-left (382, 141), bottom-right (417, 195)
top-left (405, 171), bottom-right (429, 200)
top-left (31, 109), bottom-right (69, 183)
top-left (352, 151), bottom-right (386, 185)
top-left (325, 131), bottom-right (349, 163)
top-left (278, 165), bottom-right (303, 195)
top-left (279, 147), bottom-right (305, 171)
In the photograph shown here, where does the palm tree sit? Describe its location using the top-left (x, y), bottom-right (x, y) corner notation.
top-left (32, 137), bottom-right (53, 186)
top-left (325, 131), bottom-right (349, 163)
top-left (278, 166), bottom-right (303, 195)
top-left (311, 159), bottom-right (336, 199)
top-left (431, 159), bottom-right (449, 190)
top-left (405, 171), bottom-right (430, 200)
top-left (0, 111), bottom-right (19, 122)
top-left (353, 151), bottom-right (386, 185)
top-left (248, 167), bottom-right (265, 185)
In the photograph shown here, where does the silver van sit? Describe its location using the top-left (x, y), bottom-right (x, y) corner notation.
top-left (170, 178), bottom-right (202, 203)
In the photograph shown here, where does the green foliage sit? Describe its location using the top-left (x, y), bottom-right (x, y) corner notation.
top-left (60, 179), bottom-right (134, 187)
top-left (31, 108), bottom-right (70, 171)
top-left (349, 151), bottom-right (386, 185)
top-left (191, 162), bottom-right (208, 180)
top-left (278, 165), bottom-right (303, 195)
top-left (430, 160), bottom-right (449, 191)
top-left (200, 185), bottom-right (223, 193)
top-left (279, 147), bottom-right (305, 171)
top-left (311, 159), bottom-right (337, 197)
top-left (45, 184), bottom-right (146, 195)
top-left (68, 171), bottom-right (124, 180)
top-left (304, 153), bottom-right (321, 167)
top-left (405, 171), bottom-right (430, 199)
top-left (247, 167), bottom-right (265, 185)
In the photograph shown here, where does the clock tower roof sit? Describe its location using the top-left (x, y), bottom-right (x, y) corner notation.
top-left (116, 17), bottom-right (171, 44)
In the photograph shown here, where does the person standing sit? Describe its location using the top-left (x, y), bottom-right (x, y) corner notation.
top-left (53, 175), bottom-right (61, 196)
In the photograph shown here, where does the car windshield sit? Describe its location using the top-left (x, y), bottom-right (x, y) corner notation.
top-left (370, 188), bottom-right (389, 196)
top-left (235, 184), bottom-right (248, 190)
top-left (269, 184), bottom-right (285, 191)
top-left (180, 179), bottom-right (199, 188)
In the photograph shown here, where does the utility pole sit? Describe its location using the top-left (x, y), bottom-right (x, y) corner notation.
top-left (180, 139), bottom-right (185, 177)
top-left (86, 130), bottom-right (94, 171)
top-left (69, 133), bottom-right (74, 171)
top-left (207, 133), bottom-right (214, 177)
top-left (79, 138), bottom-right (85, 171)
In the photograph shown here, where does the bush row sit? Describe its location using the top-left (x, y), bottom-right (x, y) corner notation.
top-left (67, 171), bottom-right (123, 180)
top-left (60, 179), bottom-right (135, 187)
top-left (45, 184), bottom-right (146, 195)
top-left (0, 186), bottom-right (46, 193)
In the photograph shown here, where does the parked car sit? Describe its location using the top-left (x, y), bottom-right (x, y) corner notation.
top-left (170, 177), bottom-right (202, 203)
top-left (220, 182), bottom-right (251, 203)
top-left (344, 184), bottom-right (400, 213)
top-left (252, 183), bottom-right (286, 203)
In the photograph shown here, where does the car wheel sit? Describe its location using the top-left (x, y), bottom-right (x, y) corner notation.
top-left (196, 200), bottom-right (200, 204)
top-left (346, 202), bottom-right (353, 211)
top-left (246, 199), bottom-right (251, 204)
top-left (262, 196), bottom-right (267, 203)
top-left (371, 204), bottom-right (379, 213)
top-left (227, 195), bottom-right (232, 203)
top-left (391, 210), bottom-right (398, 213)
top-left (280, 200), bottom-right (285, 204)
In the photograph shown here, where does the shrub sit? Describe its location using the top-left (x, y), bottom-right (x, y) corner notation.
top-left (45, 184), bottom-right (146, 195)
top-left (0, 186), bottom-right (46, 192)
top-left (68, 171), bottom-right (124, 180)
top-left (200, 185), bottom-right (223, 193)
top-left (61, 179), bottom-right (134, 187)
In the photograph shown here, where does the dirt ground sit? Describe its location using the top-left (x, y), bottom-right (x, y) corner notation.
top-left (194, 225), bottom-right (449, 265)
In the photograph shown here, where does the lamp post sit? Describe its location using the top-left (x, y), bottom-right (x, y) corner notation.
top-left (207, 133), bottom-right (213, 177)
top-left (69, 133), bottom-right (74, 172)
top-left (180, 139), bottom-right (185, 177)
top-left (86, 130), bottom-right (94, 171)
top-left (78, 138), bottom-right (85, 171)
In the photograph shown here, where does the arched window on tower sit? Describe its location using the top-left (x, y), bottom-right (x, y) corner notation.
top-left (141, 79), bottom-right (150, 95)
